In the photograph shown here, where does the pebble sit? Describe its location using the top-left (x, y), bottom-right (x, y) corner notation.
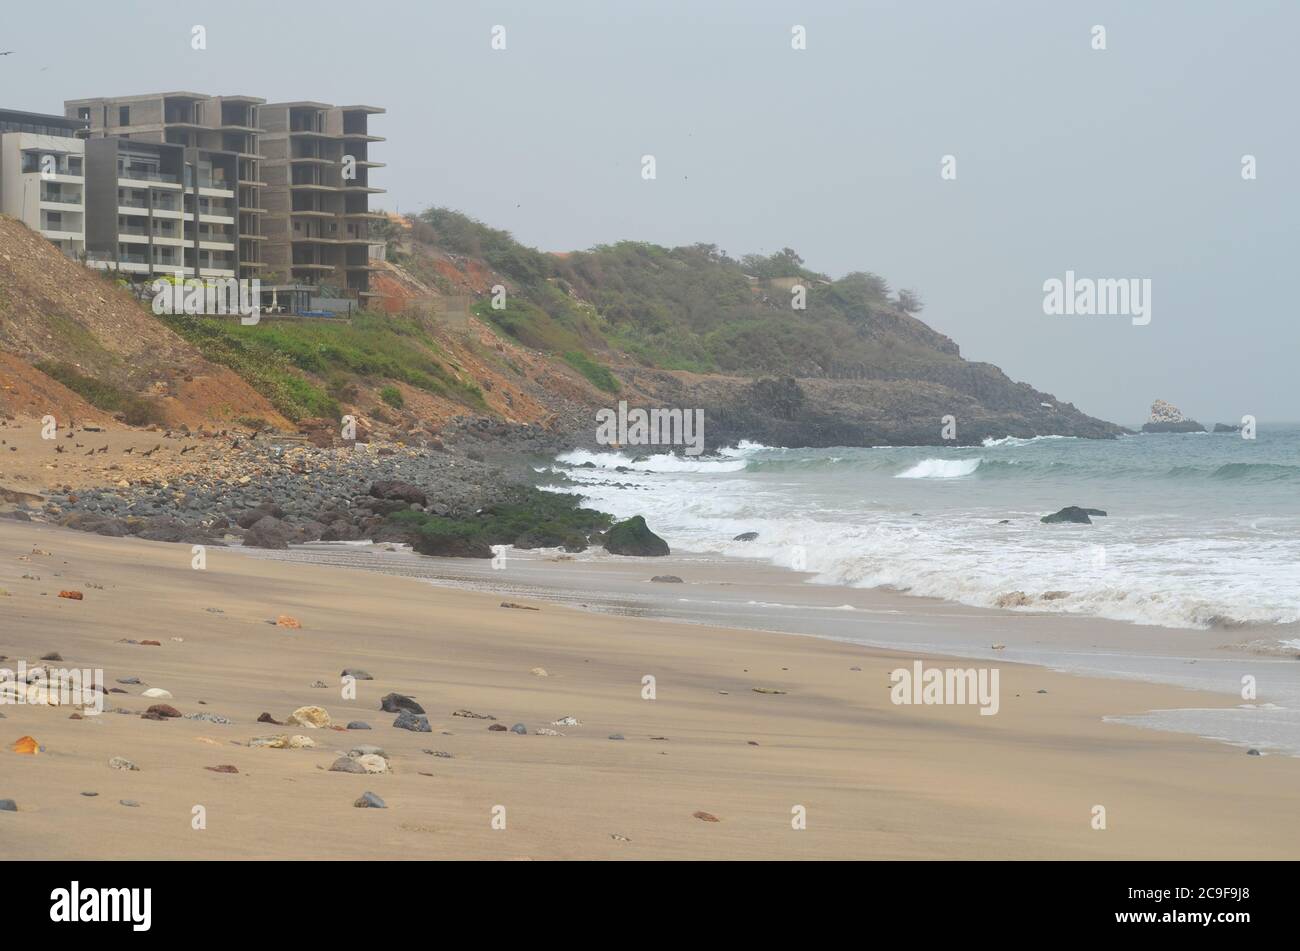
top-left (356, 754), bottom-right (389, 774)
top-left (0, 799), bottom-right (16, 812)
top-left (393, 711), bottom-right (431, 732)
top-left (250, 734), bottom-right (315, 749)
top-left (608, 733), bottom-right (625, 741)
top-left (452, 708), bottom-right (494, 720)
top-left (510, 723), bottom-right (527, 735)
top-left (422, 750), bottom-right (453, 758)
top-left (330, 756), bottom-right (367, 774)
top-left (347, 721), bottom-right (372, 730)
top-left (488, 723), bottom-right (508, 732)
top-left (530, 667), bottom-right (548, 677)
top-left (205, 764), bottom-right (239, 774)
top-left (119, 799), bottom-right (140, 808)
top-left (286, 705), bottom-right (331, 729)
top-left (500, 601), bottom-right (539, 611)
top-left (693, 811), bottom-right (720, 822)
top-left (141, 688), bottom-right (172, 699)
top-left (81, 791), bottom-right (98, 797)
top-left (117, 677), bottom-right (142, 685)
top-left (341, 668), bottom-right (374, 680)
top-left (350, 745), bottom-right (387, 759)
top-left (40, 652), bottom-right (63, 662)
top-left (185, 712), bottom-right (232, 725)
top-left (354, 791), bottom-right (386, 809)
top-left (108, 756), bottom-right (139, 771)
top-left (145, 703), bottom-right (181, 718)
top-left (1247, 748), bottom-right (1261, 756)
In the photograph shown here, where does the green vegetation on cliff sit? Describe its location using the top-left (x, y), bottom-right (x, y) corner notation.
top-left (415, 208), bottom-right (956, 380)
top-left (34, 360), bottom-right (166, 426)
top-left (159, 311), bottom-right (484, 420)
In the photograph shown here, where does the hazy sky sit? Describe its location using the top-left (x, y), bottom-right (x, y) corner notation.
top-left (5, 0), bottom-right (1297, 425)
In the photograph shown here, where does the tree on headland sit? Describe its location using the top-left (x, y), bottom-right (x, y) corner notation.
top-left (896, 288), bottom-right (924, 314)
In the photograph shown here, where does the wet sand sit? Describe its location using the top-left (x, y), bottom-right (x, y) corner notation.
top-left (3, 520), bottom-right (1299, 859)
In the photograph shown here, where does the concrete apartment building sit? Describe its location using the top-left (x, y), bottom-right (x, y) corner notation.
top-left (59, 92), bottom-right (385, 302)
top-left (259, 101), bottom-right (385, 299)
top-left (0, 108), bottom-right (89, 260)
top-left (64, 92), bottom-right (267, 281)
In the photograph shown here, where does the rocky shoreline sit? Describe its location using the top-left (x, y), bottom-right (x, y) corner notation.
top-left (11, 418), bottom-right (670, 559)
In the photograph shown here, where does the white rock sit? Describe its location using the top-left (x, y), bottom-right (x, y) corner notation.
top-left (356, 753), bottom-right (389, 774)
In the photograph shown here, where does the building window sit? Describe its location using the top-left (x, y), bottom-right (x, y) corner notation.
top-left (119, 106), bottom-right (129, 126)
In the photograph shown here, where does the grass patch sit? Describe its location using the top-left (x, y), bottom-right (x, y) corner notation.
top-left (34, 361), bottom-right (166, 426)
top-left (158, 311), bottom-right (486, 420)
top-left (562, 351), bottom-right (620, 393)
top-left (379, 385), bottom-right (405, 409)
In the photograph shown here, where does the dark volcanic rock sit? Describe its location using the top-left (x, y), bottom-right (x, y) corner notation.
top-left (603, 515), bottom-right (670, 556)
top-left (733, 531), bottom-right (759, 542)
top-left (393, 711), bottom-right (432, 732)
top-left (1141, 420), bottom-right (1206, 434)
top-left (369, 480), bottom-right (427, 506)
top-left (1041, 506), bottom-right (1094, 524)
top-left (1141, 399), bottom-right (1205, 433)
top-left (243, 515), bottom-right (292, 549)
top-left (380, 693), bottom-right (425, 715)
top-left (411, 532), bottom-right (493, 559)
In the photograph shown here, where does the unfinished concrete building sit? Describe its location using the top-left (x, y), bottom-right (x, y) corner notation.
top-left (259, 102), bottom-right (385, 299)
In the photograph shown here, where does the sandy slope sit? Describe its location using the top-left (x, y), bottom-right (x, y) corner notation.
top-left (1, 519), bottom-right (1297, 860)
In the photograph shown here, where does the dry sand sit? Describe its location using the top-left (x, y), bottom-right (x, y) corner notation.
top-left (2, 519), bottom-right (1298, 860)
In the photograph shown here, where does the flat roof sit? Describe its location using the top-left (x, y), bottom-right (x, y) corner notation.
top-left (265, 102), bottom-right (385, 114)
top-left (265, 101), bottom-right (336, 110)
top-left (65, 91), bottom-right (266, 106)
top-left (0, 108), bottom-right (88, 130)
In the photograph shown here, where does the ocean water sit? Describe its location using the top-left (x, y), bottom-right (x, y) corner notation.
top-left (549, 425), bottom-right (1300, 639)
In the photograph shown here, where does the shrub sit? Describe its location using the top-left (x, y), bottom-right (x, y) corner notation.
top-left (562, 351), bottom-right (620, 393)
top-left (34, 361), bottom-right (166, 427)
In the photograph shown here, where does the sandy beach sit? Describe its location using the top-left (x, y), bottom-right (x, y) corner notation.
top-left (3, 517), bottom-right (1299, 860)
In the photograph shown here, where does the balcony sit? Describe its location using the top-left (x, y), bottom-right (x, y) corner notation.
top-left (39, 195), bottom-right (82, 212)
top-left (119, 168), bottom-right (181, 188)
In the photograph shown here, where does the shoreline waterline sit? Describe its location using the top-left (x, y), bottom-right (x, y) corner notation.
top-left (235, 539), bottom-right (1300, 757)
